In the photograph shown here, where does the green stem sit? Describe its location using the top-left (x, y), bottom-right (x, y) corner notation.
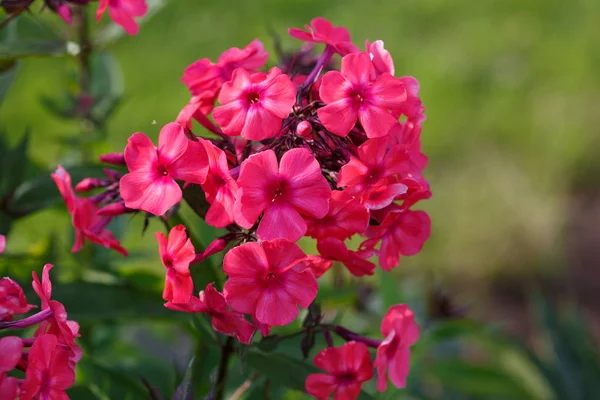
top-left (214, 336), bottom-right (234, 400)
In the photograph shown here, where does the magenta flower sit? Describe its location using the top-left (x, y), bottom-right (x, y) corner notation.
top-left (306, 190), bottom-right (369, 241)
top-left (366, 40), bottom-right (394, 77)
top-left (0, 278), bottom-right (36, 322)
top-left (316, 238), bottom-right (375, 277)
top-left (52, 166), bottom-right (128, 256)
top-left (223, 240), bottom-right (317, 326)
top-left (0, 235), bottom-right (4, 254)
top-left (200, 140), bottom-right (239, 228)
top-left (0, 336), bottom-right (22, 373)
top-left (318, 52), bottom-right (407, 138)
top-left (289, 17), bottom-right (359, 55)
top-left (96, 0), bottom-right (148, 35)
top-left (305, 341), bottom-right (374, 400)
top-left (213, 67), bottom-right (296, 141)
top-left (234, 148), bottom-right (332, 242)
top-left (155, 225), bottom-right (195, 305)
top-left (361, 209), bottom-right (431, 271)
top-left (120, 122), bottom-right (209, 216)
top-left (375, 304), bottom-right (419, 391)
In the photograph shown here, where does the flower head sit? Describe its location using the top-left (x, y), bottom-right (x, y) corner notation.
top-left (156, 225), bottom-right (195, 305)
top-left (375, 304), bottom-right (419, 391)
top-left (289, 17), bottom-right (359, 55)
top-left (96, 0), bottom-right (147, 35)
top-left (120, 122), bottom-right (209, 216)
top-left (0, 278), bottom-right (35, 321)
top-left (305, 341), bottom-right (374, 400)
top-left (223, 240), bottom-right (317, 326)
top-left (213, 67), bottom-right (296, 141)
top-left (318, 52), bottom-right (407, 138)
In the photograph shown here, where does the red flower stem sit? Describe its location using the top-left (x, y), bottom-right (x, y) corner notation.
top-left (331, 325), bottom-right (383, 348)
top-left (323, 326), bottom-right (334, 347)
top-left (0, 308), bottom-right (53, 330)
top-left (298, 45), bottom-right (335, 98)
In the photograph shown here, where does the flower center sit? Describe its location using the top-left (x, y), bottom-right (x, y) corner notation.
top-left (266, 273), bottom-right (276, 280)
top-left (245, 91), bottom-right (260, 104)
top-left (350, 89), bottom-right (367, 106)
top-left (158, 164), bottom-right (169, 176)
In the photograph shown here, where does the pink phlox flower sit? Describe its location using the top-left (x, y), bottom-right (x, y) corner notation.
top-left (0, 336), bottom-right (23, 373)
top-left (375, 304), bottom-right (419, 391)
top-left (213, 67), bottom-right (296, 141)
top-left (305, 341), bottom-right (374, 400)
top-left (96, 0), bottom-right (148, 35)
top-left (360, 208), bottom-right (431, 271)
top-left (51, 166), bottom-right (128, 256)
top-left (32, 265), bottom-right (81, 364)
top-left (176, 93), bottom-right (218, 133)
top-left (318, 52), bottom-right (407, 138)
top-left (182, 39), bottom-right (268, 98)
top-left (234, 148), bottom-right (332, 242)
top-left (0, 278), bottom-right (35, 321)
top-left (200, 140), bottom-right (239, 228)
top-left (306, 190), bottom-right (369, 240)
top-left (0, 371), bottom-right (19, 399)
top-left (120, 122), bottom-right (209, 216)
top-left (316, 238), bottom-right (375, 277)
top-left (223, 240), bottom-right (318, 326)
top-left (155, 225), bottom-right (195, 305)
top-left (366, 40), bottom-right (394, 78)
top-left (337, 138), bottom-right (418, 210)
top-left (20, 334), bottom-right (75, 400)
top-left (396, 76), bottom-right (425, 121)
top-left (289, 17), bottom-right (359, 55)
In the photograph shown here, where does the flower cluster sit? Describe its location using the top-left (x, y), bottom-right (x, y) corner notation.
top-left (0, 264), bottom-right (80, 400)
top-left (53, 17), bottom-right (430, 399)
top-left (1, 0), bottom-right (148, 35)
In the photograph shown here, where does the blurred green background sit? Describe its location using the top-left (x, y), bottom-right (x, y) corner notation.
top-left (2, 0), bottom-right (600, 398)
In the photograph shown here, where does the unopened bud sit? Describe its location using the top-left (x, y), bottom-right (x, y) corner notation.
top-left (97, 202), bottom-right (132, 217)
top-left (192, 238), bottom-right (227, 264)
top-left (296, 120), bottom-right (312, 137)
top-left (103, 168), bottom-right (123, 181)
top-left (99, 152), bottom-right (125, 166)
top-left (75, 178), bottom-right (109, 192)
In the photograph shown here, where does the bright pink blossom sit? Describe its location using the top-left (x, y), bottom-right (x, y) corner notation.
top-left (0, 372), bottom-right (18, 400)
top-left (200, 140), bottom-right (239, 228)
top-left (96, 0), bottom-right (148, 35)
top-left (223, 240), bottom-right (317, 326)
top-left (289, 17), bottom-right (359, 55)
top-left (318, 52), bottom-right (407, 138)
top-left (21, 334), bottom-right (75, 400)
top-left (366, 40), bottom-right (394, 77)
top-left (337, 138), bottom-right (416, 210)
top-left (361, 209), bottom-right (431, 271)
top-left (375, 304), bottom-right (419, 391)
top-left (0, 278), bottom-right (35, 321)
top-left (316, 238), bottom-right (375, 277)
top-left (0, 235), bottom-right (5, 254)
top-left (306, 190), bottom-right (369, 240)
top-left (213, 67), bottom-right (296, 141)
top-left (305, 341), bottom-right (374, 400)
top-left (234, 148), bottom-right (332, 242)
top-left (166, 283), bottom-right (255, 344)
top-left (182, 39), bottom-right (268, 100)
top-left (155, 225), bottom-right (195, 305)
top-left (120, 122), bottom-right (209, 216)
top-left (0, 336), bottom-right (22, 373)
top-left (52, 166), bottom-right (128, 256)
top-left (32, 265), bottom-right (81, 363)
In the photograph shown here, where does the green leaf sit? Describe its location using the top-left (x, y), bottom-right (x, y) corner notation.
top-left (0, 129), bottom-right (29, 197)
top-left (172, 358), bottom-right (195, 400)
top-left (89, 51), bottom-right (124, 123)
top-left (78, 357), bottom-right (149, 400)
top-left (0, 59), bottom-right (18, 104)
top-left (190, 341), bottom-right (220, 397)
top-left (6, 165), bottom-right (106, 217)
top-left (0, 40), bottom-right (69, 61)
top-left (246, 350), bottom-right (319, 392)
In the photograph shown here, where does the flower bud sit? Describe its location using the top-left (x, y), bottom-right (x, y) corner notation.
top-left (296, 120), bottom-right (312, 137)
top-left (75, 178), bottom-right (109, 192)
top-left (97, 202), bottom-right (132, 217)
top-left (99, 152), bottom-right (126, 166)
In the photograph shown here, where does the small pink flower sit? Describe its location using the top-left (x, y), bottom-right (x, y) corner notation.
top-left (155, 225), bottom-right (195, 305)
top-left (306, 190), bottom-right (369, 241)
top-left (316, 238), bottom-right (375, 277)
top-left (120, 122), bottom-right (209, 216)
top-left (52, 166), bottom-right (128, 256)
top-left (213, 67), bottom-right (296, 141)
top-left (223, 240), bottom-right (317, 326)
top-left (318, 52), bottom-right (407, 138)
top-left (96, 0), bottom-right (148, 35)
top-left (305, 341), bottom-right (374, 400)
top-left (166, 283), bottom-right (255, 344)
top-left (375, 304), bottom-right (419, 391)
top-left (366, 40), bottom-right (394, 77)
top-left (337, 138), bottom-right (414, 210)
top-left (200, 140), bottom-right (239, 228)
top-left (234, 148), bottom-right (332, 242)
top-left (182, 39), bottom-right (268, 99)
top-left (20, 334), bottom-right (75, 400)
top-left (361, 209), bottom-right (431, 271)
top-left (289, 17), bottom-right (359, 55)
top-left (0, 278), bottom-right (36, 322)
